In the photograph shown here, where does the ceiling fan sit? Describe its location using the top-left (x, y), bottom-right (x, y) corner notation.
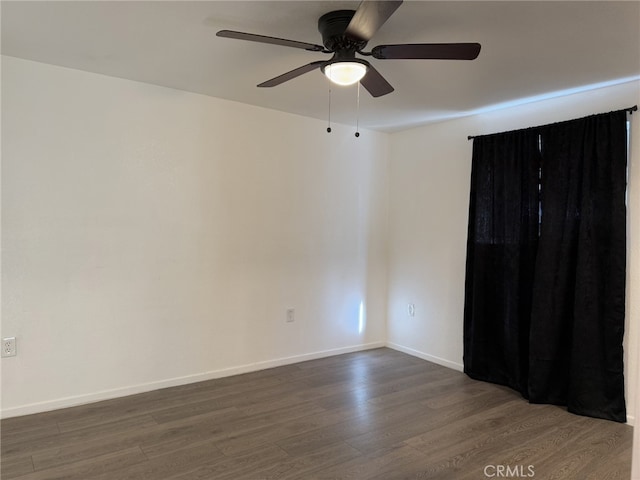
top-left (216, 0), bottom-right (481, 98)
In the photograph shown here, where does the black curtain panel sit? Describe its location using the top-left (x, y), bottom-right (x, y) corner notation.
top-left (464, 109), bottom-right (629, 423)
top-left (463, 130), bottom-right (541, 396)
top-left (528, 111), bottom-right (628, 422)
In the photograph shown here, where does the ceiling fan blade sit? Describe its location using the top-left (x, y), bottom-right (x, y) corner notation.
top-left (216, 30), bottom-right (324, 52)
top-left (258, 61), bottom-right (326, 88)
top-left (345, 1), bottom-right (403, 42)
top-left (360, 64), bottom-right (394, 97)
top-left (372, 43), bottom-right (481, 60)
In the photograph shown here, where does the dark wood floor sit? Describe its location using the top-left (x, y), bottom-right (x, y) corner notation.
top-left (1, 348), bottom-right (633, 479)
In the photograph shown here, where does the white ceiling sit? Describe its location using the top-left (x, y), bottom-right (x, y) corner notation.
top-left (2, 1), bottom-right (639, 132)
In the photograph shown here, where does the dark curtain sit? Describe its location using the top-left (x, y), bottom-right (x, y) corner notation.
top-left (464, 110), bottom-right (628, 423)
top-left (528, 111), bottom-right (627, 422)
top-left (463, 130), bottom-right (541, 396)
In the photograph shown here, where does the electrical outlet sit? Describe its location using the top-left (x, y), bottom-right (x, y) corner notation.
top-left (286, 309), bottom-right (295, 323)
top-left (2, 337), bottom-right (16, 357)
top-left (408, 304), bottom-right (415, 317)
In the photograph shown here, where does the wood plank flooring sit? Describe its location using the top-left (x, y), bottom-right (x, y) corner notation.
top-left (1, 348), bottom-right (633, 479)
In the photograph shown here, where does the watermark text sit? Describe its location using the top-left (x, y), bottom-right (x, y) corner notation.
top-left (483, 465), bottom-right (535, 478)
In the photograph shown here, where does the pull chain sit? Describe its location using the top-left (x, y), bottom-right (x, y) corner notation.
top-left (327, 85), bottom-right (332, 133)
top-left (355, 82), bottom-right (360, 138)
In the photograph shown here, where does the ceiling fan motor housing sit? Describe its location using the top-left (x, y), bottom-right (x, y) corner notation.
top-left (318, 10), bottom-right (367, 53)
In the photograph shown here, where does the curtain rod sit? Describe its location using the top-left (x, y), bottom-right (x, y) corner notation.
top-left (467, 105), bottom-right (638, 140)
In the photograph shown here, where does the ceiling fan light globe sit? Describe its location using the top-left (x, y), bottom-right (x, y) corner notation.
top-left (323, 62), bottom-right (368, 86)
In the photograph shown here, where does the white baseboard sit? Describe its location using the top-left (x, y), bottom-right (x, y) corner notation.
top-left (627, 414), bottom-right (635, 426)
top-left (1, 341), bottom-right (385, 419)
top-left (386, 341), bottom-right (464, 372)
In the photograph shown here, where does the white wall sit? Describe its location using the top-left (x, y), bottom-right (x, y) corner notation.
top-left (0, 56), bottom-right (389, 417)
top-left (387, 80), bottom-right (640, 426)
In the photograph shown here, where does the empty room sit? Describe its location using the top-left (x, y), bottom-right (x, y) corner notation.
top-left (1, 1), bottom-right (639, 479)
